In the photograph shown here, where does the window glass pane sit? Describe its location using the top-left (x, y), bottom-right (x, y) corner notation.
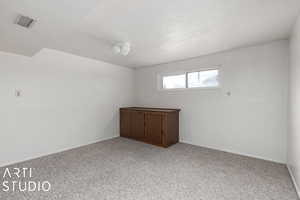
top-left (163, 74), bottom-right (186, 89)
top-left (187, 70), bottom-right (219, 88)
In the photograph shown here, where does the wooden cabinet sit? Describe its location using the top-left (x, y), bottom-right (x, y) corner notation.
top-left (120, 110), bottom-right (131, 138)
top-left (130, 111), bottom-right (145, 140)
top-left (146, 112), bottom-right (163, 145)
top-left (120, 107), bottom-right (180, 147)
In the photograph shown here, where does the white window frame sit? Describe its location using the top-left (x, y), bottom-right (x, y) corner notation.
top-left (157, 66), bottom-right (222, 91)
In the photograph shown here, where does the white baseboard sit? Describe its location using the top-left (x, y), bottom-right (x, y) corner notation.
top-left (287, 165), bottom-right (300, 199)
top-left (180, 140), bottom-right (285, 164)
top-left (0, 135), bottom-right (119, 168)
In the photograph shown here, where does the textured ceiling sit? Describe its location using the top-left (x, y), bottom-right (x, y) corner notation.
top-left (0, 0), bottom-right (300, 68)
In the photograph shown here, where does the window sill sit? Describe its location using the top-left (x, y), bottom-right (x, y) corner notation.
top-left (158, 86), bottom-right (221, 92)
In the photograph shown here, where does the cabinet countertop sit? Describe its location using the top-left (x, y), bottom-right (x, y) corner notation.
top-left (120, 107), bottom-right (180, 112)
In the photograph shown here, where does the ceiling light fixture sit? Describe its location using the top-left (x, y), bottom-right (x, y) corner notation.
top-left (112, 42), bottom-right (131, 56)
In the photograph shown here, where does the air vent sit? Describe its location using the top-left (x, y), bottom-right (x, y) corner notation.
top-left (15, 15), bottom-right (35, 28)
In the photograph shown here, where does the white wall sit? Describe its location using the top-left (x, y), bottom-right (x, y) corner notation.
top-left (0, 49), bottom-right (134, 167)
top-left (288, 15), bottom-right (300, 196)
top-left (0, 40), bottom-right (290, 167)
top-left (136, 40), bottom-right (289, 163)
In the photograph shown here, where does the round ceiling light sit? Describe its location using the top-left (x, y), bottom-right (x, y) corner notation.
top-left (112, 42), bottom-right (131, 56)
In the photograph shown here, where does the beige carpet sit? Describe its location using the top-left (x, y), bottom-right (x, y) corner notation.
top-left (0, 137), bottom-right (298, 200)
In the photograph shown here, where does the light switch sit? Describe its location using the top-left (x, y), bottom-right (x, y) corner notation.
top-left (15, 89), bottom-right (21, 97)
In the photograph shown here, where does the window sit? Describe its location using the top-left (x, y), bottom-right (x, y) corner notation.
top-left (161, 69), bottom-right (219, 90)
top-left (187, 70), bottom-right (219, 88)
top-left (162, 74), bottom-right (186, 89)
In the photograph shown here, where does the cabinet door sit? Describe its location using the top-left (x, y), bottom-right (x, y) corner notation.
top-left (120, 110), bottom-right (131, 138)
top-left (131, 111), bottom-right (145, 140)
top-left (146, 113), bottom-right (163, 145)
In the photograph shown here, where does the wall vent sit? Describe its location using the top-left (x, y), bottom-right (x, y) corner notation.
top-left (15, 15), bottom-right (35, 28)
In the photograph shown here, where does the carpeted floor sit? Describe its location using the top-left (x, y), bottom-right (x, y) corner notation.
top-left (0, 137), bottom-right (298, 200)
